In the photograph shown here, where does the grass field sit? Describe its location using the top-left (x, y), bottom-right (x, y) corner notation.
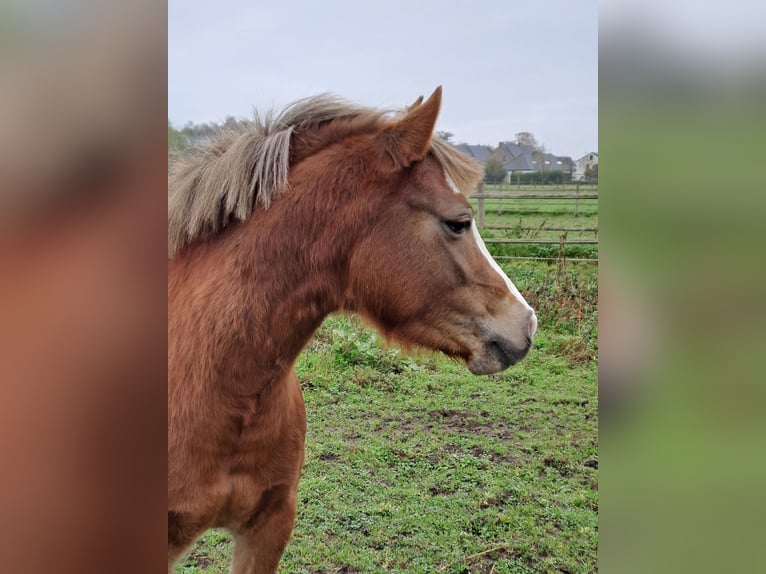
top-left (176, 197), bottom-right (598, 573)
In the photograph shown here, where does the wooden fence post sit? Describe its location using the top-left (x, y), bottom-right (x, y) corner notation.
top-left (476, 181), bottom-right (485, 229)
top-left (574, 182), bottom-right (580, 217)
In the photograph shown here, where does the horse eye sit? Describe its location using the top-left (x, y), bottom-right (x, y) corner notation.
top-left (445, 219), bottom-right (471, 235)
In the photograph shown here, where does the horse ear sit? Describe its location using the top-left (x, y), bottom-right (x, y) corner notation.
top-left (406, 95), bottom-right (424, 112)
top-left (377, 86), bottom-right (442, 170)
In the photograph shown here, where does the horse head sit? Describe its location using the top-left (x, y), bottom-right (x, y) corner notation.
top-left (344, 87), bottom-right (537, 374)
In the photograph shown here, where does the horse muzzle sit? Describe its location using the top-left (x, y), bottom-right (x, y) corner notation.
top-left (466, 310), bottom-right (537, 375)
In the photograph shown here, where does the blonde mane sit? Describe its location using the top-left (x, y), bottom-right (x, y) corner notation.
top-left (168, 95), bottom-right (482, 258)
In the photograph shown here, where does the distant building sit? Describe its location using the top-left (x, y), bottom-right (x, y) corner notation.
top-left (453, 143), bottom-right (494, 163)
top-left (574, 152), bottom-right (598, 181)
top-left (495, 141), bottom-right (534, 173)
top-left (453, 140), bottom-right (577, 182)
top-left (496, 142), bottom-right (575, 181)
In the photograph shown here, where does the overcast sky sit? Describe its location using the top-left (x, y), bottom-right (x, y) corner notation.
top-left (169, 0), bottom-right (597, 159)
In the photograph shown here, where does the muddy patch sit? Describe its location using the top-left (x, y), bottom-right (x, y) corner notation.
top-left (318, 452), bottom-right (341, 462)
top-left (428, 409), bottom-right (517, 440)
top-left (542, 455), bottom-right (573, 477)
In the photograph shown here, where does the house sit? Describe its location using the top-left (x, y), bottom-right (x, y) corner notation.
top-left (495, 141), bottom-right (535, 173)
top-left (452, 140), bottom-right (577, 183)
top-left (496, 141), bottom-right (575, 181)
top-left (552, 154), bottom-right (576, 176)
top-left (574, 152), bottom-right (598, 181)
top-left (453, 143), bottom-right (494, 163)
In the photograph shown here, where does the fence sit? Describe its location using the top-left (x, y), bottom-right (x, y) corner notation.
top-left (469, 183), bottom-right (599, 263)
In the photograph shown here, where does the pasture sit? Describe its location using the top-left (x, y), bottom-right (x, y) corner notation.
top-left (176, 189), bottom-right (598, 573)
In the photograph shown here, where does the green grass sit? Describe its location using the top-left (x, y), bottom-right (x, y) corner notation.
top-left (475, 184), bottom-right (598, 218)
top-left (176, 245), bottom-right (598, 573)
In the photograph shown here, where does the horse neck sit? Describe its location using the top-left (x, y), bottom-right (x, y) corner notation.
top-left (169, 182), bottom-right (374, 393)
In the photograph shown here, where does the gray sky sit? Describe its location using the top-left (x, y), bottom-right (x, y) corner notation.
top-left (169, 0), bottom-right (597, 159)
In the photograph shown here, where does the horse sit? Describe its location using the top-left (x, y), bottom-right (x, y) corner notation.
top-left (168, 87), bottom-right (537, 573)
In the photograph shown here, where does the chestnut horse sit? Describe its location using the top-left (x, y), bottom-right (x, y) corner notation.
top-left (168, 87), bottom-right (537, 573)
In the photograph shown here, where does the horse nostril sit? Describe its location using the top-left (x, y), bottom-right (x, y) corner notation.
top-left (488, 338), bottom-right (509, 363)
top-left (485, 336), bottom-right (528, 367)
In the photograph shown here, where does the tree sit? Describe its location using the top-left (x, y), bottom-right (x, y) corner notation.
top-left (533, 144), bottom-right (548, 185)
top-left (222, 115), bottom-right (243, 131)
top-left (515, 131), bottom-right (537, 147)
top-left (168, 121), bottom-right (188, 152)
top-left (585, 164), bottom-right (598, 184)
top-left (484, 156), bottom-right (506, 184)
top-left (436, 130), bottom-right (454, 143)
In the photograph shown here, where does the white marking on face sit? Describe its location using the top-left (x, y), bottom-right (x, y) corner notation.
top-left (443, 168), bottom-right (537, 336)
top-left (445, 173), bottom-right (461, 195)
top-left (470, 224), bottom-right (535, 314)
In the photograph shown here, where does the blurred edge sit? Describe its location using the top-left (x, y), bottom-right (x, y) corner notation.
top-left (4, 0), bottom-right (766, 571)
top-left (0, 2), bottom-right (167, 573)
top-left (600, 1), bottom-right (766, 573)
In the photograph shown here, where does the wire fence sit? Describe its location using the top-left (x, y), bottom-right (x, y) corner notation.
top-left (469, 183), bottom-right (599, 263)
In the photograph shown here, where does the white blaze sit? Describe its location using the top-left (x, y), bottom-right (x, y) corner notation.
top-left (445, 170), bottom-right (536, 336)
top-left (470, 224), bottom-right (535, 315)
top-left (445, 173), bottom-right (462, 195)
